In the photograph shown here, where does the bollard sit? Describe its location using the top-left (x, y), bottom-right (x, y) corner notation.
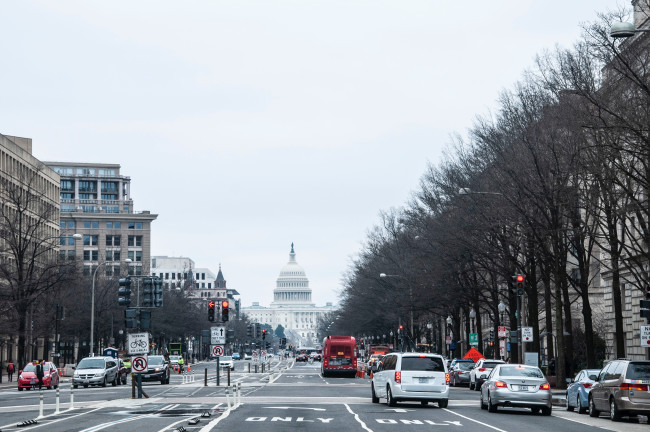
top-left (38, 389), bottom-right (44, 418)
top-left (262, 363), bottom-right (265, 373)
top-left (225, 386), bottom-right (232, 410)
top-left (254, 364), bottom-right (258, 373)
top-left (227, 367), bottom-right (230, 387)
top-left (204, 368), bottom-right (208, 387)
top-left (248, 363), bottom-right (251, 373)
top-left (131, 373), bottom-right (136, 398)
top-left (55, 387), bottom-right (60, 414)
top-left (237, 382), bottom-right (242, 406)
top-left (70, 383), bottom-right (75, 410)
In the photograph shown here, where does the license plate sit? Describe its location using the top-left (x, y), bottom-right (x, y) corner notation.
top-left (144, 375), bottom-right (150, 378)
top-left (519, 386), bottom-right (529, 391)
top-left (30, 380), bottom-right (36, 384)
top-left (419, 378), bottom-right (429, 383)
top-left (83, 380), bottom-right (89, 384)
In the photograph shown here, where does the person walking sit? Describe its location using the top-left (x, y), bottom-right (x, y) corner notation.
top-left (35, 360), bottom-right (44, 390)
top-left (178, 356), bottom-right (184, 374)
top-left (7, 361), bottom-right (15, 382)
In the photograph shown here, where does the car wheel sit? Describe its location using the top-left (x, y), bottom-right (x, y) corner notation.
top-left (480, 392), bottom-right (487, 410)
top-left (18, 387), bottom-right (23, 391)
top-left (101, 377), bottom-right (107, 387)
top-left (421, 400), bottom-right (428, 406)
top-left (112, 375), bottom-right (117, 386)
top-left (371, 383), bottom-right (379, 403)
top-left (487, 393), bottom-right (497, 413)
top-left (83, 384), bottom-right (89, 388)
top-left (542, 406), bottom-right (552, 416)
top-left (531, 407), bottom-right (540, 414)
top-left (610, 398), bottom-right (622, 421)
top-left (386, 386), bottom-right (397, 407)
top-left (577, 395), bottom-right (587, 414)
top-left (588, 396), bottom-right (599, 417)
top-left (122, 377), bottom-right (127, 385)
top-left (73, 384), bottom-right (78, 389)
top-left (47, 385), bottom-right (52, 390)
top-left (566, 393), bottom-right (574, 411)
top-left (469, 380), bottom-right (474, 390)
top-left (475, 381), bottom-right (482, 391)
top-left (438, 399), bottom-right (448, 408)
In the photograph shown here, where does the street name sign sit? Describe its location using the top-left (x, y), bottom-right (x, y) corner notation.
top-left (641, 325), bottom-right (650, 346)
top-left (211, 326), bottom-right (226, 345)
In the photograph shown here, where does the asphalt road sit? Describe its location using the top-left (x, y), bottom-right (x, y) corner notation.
top-left (0, 358), bottom-right (648, 431)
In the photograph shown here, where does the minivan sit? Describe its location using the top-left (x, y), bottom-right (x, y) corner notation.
top-left (589, 359), bottom-right (650, 421)
top-left (371, 353), bottom-right (449, 407)
top-left (72, 356), bottom-right (119, 388)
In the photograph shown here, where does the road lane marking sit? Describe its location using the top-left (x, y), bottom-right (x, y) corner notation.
top-left (345, 403), bottom-right (373, 432)
top-left (442, 408), bottom-right (508, 432)
top-left (0, 407), bottom-right (102, 431)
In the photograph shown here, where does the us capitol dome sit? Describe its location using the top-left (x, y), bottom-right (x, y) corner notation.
top-left (241, 243), bottom-right (336, 345)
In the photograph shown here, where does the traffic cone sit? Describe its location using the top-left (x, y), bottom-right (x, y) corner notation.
top-left (369, 371), bottom-right (373, 379)
top-left (187, 365), bottom-right (191, 372)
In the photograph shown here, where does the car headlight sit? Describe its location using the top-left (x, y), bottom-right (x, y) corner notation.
top-left (95, 371), bottom-right (105, 377)
top-left (19, 374), bottom-right (24, 380)
top-left (44, 374), bottom-right (50, 378)
top-left (155, 367), bottom-right (161, 372)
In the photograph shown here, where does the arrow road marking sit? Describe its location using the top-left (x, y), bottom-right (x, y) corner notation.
top-left (385, 408), bottom-right (413, 413)
top-left (264, 406), bottom-right (327, 411)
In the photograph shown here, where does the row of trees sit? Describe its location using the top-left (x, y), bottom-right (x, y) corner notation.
top-left (336, 5), bottom-right (650, 388)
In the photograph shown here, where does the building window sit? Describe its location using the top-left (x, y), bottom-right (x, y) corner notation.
top-left (78, 180), bottom-right (97, 192)
top-left (83, 250), bottom-right (98, 261)
top-left (128, 236), bottom-right (142, 247)
top-left (83, 235), bottom-right (98, 246)
top-left (127, 251), bottom-right (142, 262)
top-left (105, 206), bottom-right (119, 213)
top-left (60, 180), bottom-right (74, 191)
top-left (208, 283), bottom-right (211, 289)
top-left (165, 273), bottom-right (169, 279)
top-left (114, 222), bottom-right (121, 229)
top-left (172, 273), bottom-right (175, 280)
top-left (128, 222), bottom-right (143, 229)
top-left (106, 235), bottom-right (121, 246)
top-left (106, 250), bottom-right (121, 261)
top-left (67, 250), bottom-right (75, 260)
top-left (202, 273), bottom-right (205, 280)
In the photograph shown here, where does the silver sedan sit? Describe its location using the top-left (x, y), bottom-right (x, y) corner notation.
top-left (480, 364), bottom-right (552, 415)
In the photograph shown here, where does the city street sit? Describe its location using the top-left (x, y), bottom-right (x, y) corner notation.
top-left (0, 358), bottom-right (647, 432)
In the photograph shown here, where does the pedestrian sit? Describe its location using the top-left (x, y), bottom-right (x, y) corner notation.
top-left (178, 356), bottom-right (184, 374)
top-left (35, 360), bottom-right (44, 390)
top-left (7, 361), bottom-right (15, 382)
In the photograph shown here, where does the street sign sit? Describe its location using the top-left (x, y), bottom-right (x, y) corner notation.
top-left (128, 332), bottom-right (150, 355)
top-left (211, 326), bottom-right (226, 345)
top-left (132, 355), bottom-right (148, 373)
top-left (641, 325), bottom-right (650, 347)
top-left (521, 327), bottom-right (534, 342)
top-left (498, 326), bottom-right (507, 338)
top-left (211, 345), bottom-right (224, 357)
top-left (469, 333), bottom-right (478, 346)
top-left (499, 339), bottom-right (506, 357)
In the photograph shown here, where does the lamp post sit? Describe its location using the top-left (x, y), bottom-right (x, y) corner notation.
top-left (498, 301), bottom-right (507, 360)
top-left (446, 316), bottom-right (453, 358)
top-left (469, 308), bottom-right (476, 333)
top-left (380, 273), bottom-right (414, 347)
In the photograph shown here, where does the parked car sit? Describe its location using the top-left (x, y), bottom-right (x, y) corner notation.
top-left (232, 353), bottom-right (241, 360)
top-left (169, 355), bottom-right (181, 366)
top-left (141, 355), bottom-right (170, 384)
top-left (566, 368), bottom-right (600, 414)
top-left (371, 352), bottom-right (449, 407)
top-left (117, 358), bottom-right (129, 385)
top-left (72, 356), bottom-right (119, 388)
top-left (470, 359), bottom-right (505, 391)
top-left (450, 360), bottom-right (475, 386)
top-left (17, 361), bottom-right (59, 391)
top-left (219, 356), bottom-right (235, 370)
top-left (588, 359), bottom-right (650, 421)
top-left (243, 353), bottom-right (252, 360)
top-left (480, 364), bottom-right (552, 415)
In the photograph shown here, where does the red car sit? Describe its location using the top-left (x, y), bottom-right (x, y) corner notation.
top-left (18, 361), bottom-right (60, 391)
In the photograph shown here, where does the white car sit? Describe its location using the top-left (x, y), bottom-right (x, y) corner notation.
top-left (371, 352), bottom-right (449, 407)
top-left (219, 356), bottom-right (235, 370)
top-left (470, 359), bottom-right (505, 391)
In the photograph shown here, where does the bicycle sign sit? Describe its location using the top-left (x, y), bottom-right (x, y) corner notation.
top-left (127, 332), bottom-right (150, 355)
top-left (132, 355), bottom-right (148, 373)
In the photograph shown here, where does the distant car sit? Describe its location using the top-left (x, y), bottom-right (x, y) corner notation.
top-left (371, 352), bottom-right (449, 407)
top-left (141, 355), bottom-right (170, 385)
top-left (17, 361), bottom-right (60, 391)
top-left (366, 355), bottom-right (384, 375)
top-left (470, 359), bottom-right (505, 391)
top-left (450, 360), bottom-right (475, 386)
top-left (72, 356), bottom-right (119, 388)
top-left (480, 364), bottom-right (552, 415)
top-left (169, 355), bottom-right (181, 366)
top-left (232, 353), bottom-right (241, 360)
top-left (566, 368), bottom-right (600, 414)
top-left (296, 354), bottom-right (308, 362)
top-left (244, 353), bottom-right (252, 360)
top-left (219, 356), bottom-right (235, 370)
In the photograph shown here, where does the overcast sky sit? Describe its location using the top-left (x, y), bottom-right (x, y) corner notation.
top-left (1, 1), bottom-right (620, 308)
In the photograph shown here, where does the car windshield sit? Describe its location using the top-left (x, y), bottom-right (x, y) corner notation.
top-left (401, 356), bottom-right (445, 372)
top-left (77, 359), bottom-right (105, 369)
top-left (23, 364), bottom-right (36, 372)
top-left (626, 363), bottom-right (650, 380)
top-left (458, 362), bottom-right (474, 371)
top-left (585, 369), bottom-right (600, 380)
top-left (169, 356), bottom-right (180, 362)
top-left (148, 356), bottom-right (165, 366)
top-left (221, 356), bottom-right (232, 361)
top-left (499, 366), bottom-right (544, 378)
top-left (483, 362), bottom-right (504, 369)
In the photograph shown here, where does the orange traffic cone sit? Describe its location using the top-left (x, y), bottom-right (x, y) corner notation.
top-left (187, 365), bottom-right (191, 372)
top-left (369, 371), bottom-right (373, 379)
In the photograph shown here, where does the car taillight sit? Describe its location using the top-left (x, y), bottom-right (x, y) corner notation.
top-left (539, 383), bottom-right (550, 390)
top-left (621, 383), bottom-right (648, 391)
top-left (495, 381), bottom-right (507, 388)
top-left (582, 383), bottom-right (592, 389)
top-left (445, 373), bottom-right (450, 384)
top-left (479, 368), bottom-right (486, 372)
top-left (395, 371), bottom-right (401, 383)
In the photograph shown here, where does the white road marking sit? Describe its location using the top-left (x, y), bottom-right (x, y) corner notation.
top-left (264, 406), bottom-right (327, 411)
top-left (442, 408), bottom-right (508, 432)
top-left (345, 403), bottom-right (373, 432)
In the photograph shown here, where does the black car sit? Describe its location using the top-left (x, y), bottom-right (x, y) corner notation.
top-left (141, 355), bottom-right (170, 384)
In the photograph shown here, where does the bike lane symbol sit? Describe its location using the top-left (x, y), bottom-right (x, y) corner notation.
top-left (132, 355), bottom-right (148, 373)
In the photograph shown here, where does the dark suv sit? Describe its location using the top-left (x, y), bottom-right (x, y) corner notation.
top-left (141, 355), bottom-right (170, 385)
top-left (589, 359), bottom-right (650, 421)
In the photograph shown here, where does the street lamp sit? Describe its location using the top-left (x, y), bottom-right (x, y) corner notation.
top-left (610, 21), bottom-right (650, 38)
top-left (446, 316), bottom-right (453, 357)
top-left (469, 308), bottom-right (476, 333)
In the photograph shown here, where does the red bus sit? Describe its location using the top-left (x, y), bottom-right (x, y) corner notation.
top-left (321, 336), bottom-right (357, 377)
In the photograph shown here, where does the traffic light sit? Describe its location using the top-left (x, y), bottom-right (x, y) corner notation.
top-left (266, 341), bottom-right (271, 349)
top-left (262, 329), bottom-right (267, 340)
top-left (489, 329), bottom-right (494, 340)
top-left (125, 308), bottom-right (137, 328)
top-left (153, 277), bottom-right (163, 307)
top-left (142, 277), bottom-right (153, 307)
top-left (513, 274), bottom-right (525, 295)
top-left (247, 325), bottom-right (253, 338)
top-left (255, 323), bottom-right (261, 338)
top-left (139, 310), bottom-right (151, 329)
top-left (118, 277), bottom-right (132, 306)
top-left (226, 329), bottom-right (235, 342)
top-left (221, 300), bottom-right (229, 322)
top-left (208, 300), bottom-right (215, 322)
